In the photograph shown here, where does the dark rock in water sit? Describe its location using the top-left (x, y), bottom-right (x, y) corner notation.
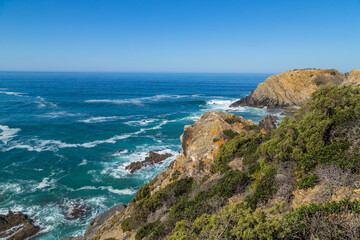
top-left (117, 149), bottom-right (125, 153)
top-left (84, 203), bottom-right (126, 240)
top-left (258, 115), bottom-right (278, 133)
top-left (65, 205), bottom-right (90, 220)
top-left (0, 211), bottom-right (40, 240)
top-left (70, 208), bottom-right (85, 218)
top-left (60, 237), bottom-right (84, 240)
top-left (126, 151), bottom-right (172, 173)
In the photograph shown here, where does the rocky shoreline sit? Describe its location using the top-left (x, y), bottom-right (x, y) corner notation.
top-left (0, 211), bottom-right (40, 240)
top-left (6, 68), bottom-right (360, 240)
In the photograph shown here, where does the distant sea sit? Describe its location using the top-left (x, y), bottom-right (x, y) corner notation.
top-left (0, 72), bottom-right (282, 239)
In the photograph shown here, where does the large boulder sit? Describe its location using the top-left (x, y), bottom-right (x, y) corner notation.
top-left (0, 211), bottom-right (40, 240)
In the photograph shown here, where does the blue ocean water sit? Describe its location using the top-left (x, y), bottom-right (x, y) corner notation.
top-left (0, 72), bottom-right (281, 239)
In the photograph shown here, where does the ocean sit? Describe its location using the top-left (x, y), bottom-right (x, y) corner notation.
top-left (0, 72), bottom-right (282, 239)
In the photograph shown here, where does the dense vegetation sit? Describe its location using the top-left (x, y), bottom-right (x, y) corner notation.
top-left (125, 85), bottom-right (360, 239)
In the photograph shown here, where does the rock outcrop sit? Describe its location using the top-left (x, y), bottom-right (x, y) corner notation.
top-left (258, 115), bottom-right (278, 133)
top-left (69, 111), bottom-right (262, 240)
top-left (344, 69), bottom-right (360, 87)
top-left (230, 68), bottom-right (359, 108)
top-left (0, 211), bottom-right (40, 240)
top-left (125, 151), bottom-right (172, 173)
top-left (84, 204), bottom-right (126, 240)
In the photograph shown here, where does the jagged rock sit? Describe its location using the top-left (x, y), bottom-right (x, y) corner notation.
top-left (63, 202), bottom-right (90, 220)
top-left (153, 111), bottom-right (257, 189)
top-left (126, 151), bottom-right (172, 173)
top-left (344, 69), bottom-right (360, 87)
top-left (0, 211), bottom-right (40, 240)
top-left (258, 115), bottom-right (277, 133)
top-left (83, 204), bottom-right (126, 240)
top-left (230, 69), bottom-right (347, 108)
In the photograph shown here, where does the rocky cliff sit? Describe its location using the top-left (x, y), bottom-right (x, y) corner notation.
top-left (230, 68), bottom-right (360, 108)
top-left (66, 85), bottom-right (360, 240)
top-left (62, 111), bottom-right (265, 240)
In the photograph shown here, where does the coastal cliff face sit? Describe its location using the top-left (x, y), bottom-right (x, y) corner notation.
top-left (230, 68), bottom-right (359, 108)
top-left (74, 111), bottom-right (261, 240)
top-left (67, 85), bottom-right (360, 240)
top-left (344, 69), bottom-right (360, 87)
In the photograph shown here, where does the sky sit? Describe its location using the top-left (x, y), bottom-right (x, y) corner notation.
top-left (0, 0), bottom-right (359, 73)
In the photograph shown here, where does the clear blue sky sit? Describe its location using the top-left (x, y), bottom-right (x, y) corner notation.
top-left (0, 0), bottom-right (359, 73)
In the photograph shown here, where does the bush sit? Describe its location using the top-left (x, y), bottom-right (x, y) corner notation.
top-left (211, 132), bottom-right (263, 173)
top-left (284, 199), bottom-right (360, 239)
top-left (245, 163), bottom-right (276, 209)
top-left (135, 221), bottom-right (160, 240)
top-left (260, 85), bottom-right (360, 188)
top-left (167, 201), bottom-right (288, 240)
top-left (222, 129), bottom-right (239, 139)
top-left (128, 177), bottom-right (194, 230)
top-left (170, 170), bottom-right (250, 222)
top-left (121, 218), bottom-right (130, 232)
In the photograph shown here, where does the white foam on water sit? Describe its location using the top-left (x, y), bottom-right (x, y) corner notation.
top-left (85, 98), bottom-right (144, 105)
top-left (0, 113), bottom-right (168, 152)
top-left (36, 96), bottom-right (57, 108)
top-left (0, 182), bottom-right (22, 194)
top-left (35, 177), bottom-right (57, 190)
top-left (101, 186), bottom-right (136, 195)
top-left (38, 111), bottom-right (83, 118)
top-left (67, 186), bottom-right (136, 195)
top-left (0, 125), bottom-right (21, 145)
top-left (85, 94), bottom-right (201, 106)
top-left (0, 91), bottom-right (25, 96)
top-left (124, 119), bottom-right (156, 126)
top-left (77, 159), bottom-right (88, 166)
top-left (206, 99), bottom-right (246, 112)
top-left (78, 116), bottom-right (125, 123)
top-left (112, 149), bottom-right (129, 156)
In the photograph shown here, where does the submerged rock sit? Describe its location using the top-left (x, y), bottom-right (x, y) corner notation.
top-left (126, 151), bottom-right (172, 173)
top-left (0, 211), bottom-right (40, 240)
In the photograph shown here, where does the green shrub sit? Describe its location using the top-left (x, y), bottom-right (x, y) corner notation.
top-left (170, 170), bottom-right (250, 222)
top-left (222, 129), bottom-right (239, 139)
top-left (128, 177), bottom-right (194, 229)
top-left (284, 199), bottom-right (360, 239)
top-left (121, 218), bottom-right (130, 232)
top-left (245, 163), bottom-right (276, 209)
top-left (211, 132), bottom-right (263, 173)
top-left (224, 116), bottom-right (238, 124)
top-left (135, 221), bottom-right (160, 240)
top-left (168, 201), bottom-right (288, 240)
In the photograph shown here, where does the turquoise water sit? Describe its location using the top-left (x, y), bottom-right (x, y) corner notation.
top-left (0, 72), bottom-right (281, 239)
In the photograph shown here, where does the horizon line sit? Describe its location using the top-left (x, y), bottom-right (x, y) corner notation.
top-left (0, 70), bottom-right (278, 75)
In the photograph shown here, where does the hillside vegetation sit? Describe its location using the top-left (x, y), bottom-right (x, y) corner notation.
top-left (71, 85), bottom-right (360, 240)
top-left (127, 85), bottom-right (360, 240)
